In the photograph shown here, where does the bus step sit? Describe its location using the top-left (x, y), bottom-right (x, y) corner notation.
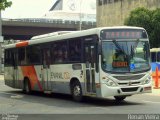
top-left (44, 91), bottom-right (52, 94)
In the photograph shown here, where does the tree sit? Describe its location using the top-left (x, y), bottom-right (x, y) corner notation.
top-left (124, 7), bottom-right (160, 48)
top-left (152, 8), bottom-right (160, 47)
top-left (124, 8), bottom-right (152, 28)
top-left (0, 0), bottom-right (12, 10)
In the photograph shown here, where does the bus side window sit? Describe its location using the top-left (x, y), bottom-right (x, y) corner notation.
top-left (151, 52), bottom-right (156, 62)
top-left (51, 41), bottom-right (68, 64)
top-left (157, 52), bottom-right (160, 62)
top-left (26, 46), bottom-right (41, 65)
top-left (43, 48), bottom-right (51, 66)
top-left (69, 39), bottom-right (81, 62)
top-left (5, 50), bottom-right (14, 66)
top-left (51, 44), bottom-right (57, 63)
top-left (4, 50), bottom-right (9, 66)
top-left (18, 48), bottom-right (25, 65)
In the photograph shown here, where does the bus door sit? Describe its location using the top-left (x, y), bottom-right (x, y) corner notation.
top-left (84, 42), bottom-right (96, 93)
top-left (42, 48), bottom-right (52, 91)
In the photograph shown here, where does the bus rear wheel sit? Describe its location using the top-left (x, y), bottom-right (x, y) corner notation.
top-left (114, 96), bottom-right (126, 102)
top-left (71, 81), bottom-right (83, 102)
top-left (23, 79), bottom-right (31, 94)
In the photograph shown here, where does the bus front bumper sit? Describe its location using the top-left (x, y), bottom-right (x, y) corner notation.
top-left (100, 83), bottom-right (152, 98)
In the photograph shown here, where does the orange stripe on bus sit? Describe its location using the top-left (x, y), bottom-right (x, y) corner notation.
top-left (16, 41), bottom-right (29, 48)
top-left (21, 66), bottom-right (43, 91)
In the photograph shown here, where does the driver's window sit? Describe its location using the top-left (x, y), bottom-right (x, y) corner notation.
top-left (102, 42), bottom-right (115, 65)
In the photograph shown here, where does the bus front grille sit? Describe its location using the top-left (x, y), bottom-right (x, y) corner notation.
top-left (121, 87), bottom-right (139, 92)
top-left (118, 82), bottom-right (141, 85)
top-left (113, 74), bottom-right (145, 80)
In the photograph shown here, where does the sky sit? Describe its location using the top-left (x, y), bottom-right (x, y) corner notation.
top-left (2, 0), bottom-right (55, 18)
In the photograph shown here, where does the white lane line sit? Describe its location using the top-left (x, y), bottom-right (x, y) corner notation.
top-left (0, 91), bottom-right (24, 99)
top-left (143, 100), bottom-right (160, 104)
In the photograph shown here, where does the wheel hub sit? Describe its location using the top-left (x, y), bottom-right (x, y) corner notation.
top-left (74, 86), bottom-right (80, 96)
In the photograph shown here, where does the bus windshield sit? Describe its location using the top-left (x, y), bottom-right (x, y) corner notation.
top-left (101, 40), bottom-right (150, 73)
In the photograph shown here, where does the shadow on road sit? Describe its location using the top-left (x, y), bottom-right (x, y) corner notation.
top-left (0, 90), bottom-right (144, 107)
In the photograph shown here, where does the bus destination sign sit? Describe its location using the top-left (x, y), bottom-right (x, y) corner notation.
top-left (100, 29), bottom-right (147, 40)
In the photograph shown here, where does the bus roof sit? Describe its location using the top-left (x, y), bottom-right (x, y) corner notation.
top-left (31, 31), bottom-right (75, 40)
top-left (4, 26), bottom-right (145, 49)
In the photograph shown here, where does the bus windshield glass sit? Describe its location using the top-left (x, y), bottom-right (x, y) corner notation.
top-left (101, 40), bottom-right (150, 73)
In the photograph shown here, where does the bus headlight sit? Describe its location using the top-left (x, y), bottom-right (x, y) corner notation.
top-left (141, 76), bottom-right (152, 85)
top-left (104, 78), bottom-right (117, 87)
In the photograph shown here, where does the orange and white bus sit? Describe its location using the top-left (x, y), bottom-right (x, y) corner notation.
top-left (4, 26), bottom-right (152, 102)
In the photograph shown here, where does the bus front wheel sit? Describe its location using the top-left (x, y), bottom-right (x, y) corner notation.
top-left (71, 81), bottom-right (83, 102)
top-left (114, 96), bottom-right (126, 102)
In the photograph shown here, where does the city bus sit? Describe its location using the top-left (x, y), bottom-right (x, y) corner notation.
top-left (4, 26), bottom-right (152, 102)
top-left (150, 48), bottom-right (160, 77)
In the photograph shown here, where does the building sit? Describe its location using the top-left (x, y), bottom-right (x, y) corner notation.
top-left (97, 0), bottom-right (160, 27)
top-left (44, 0), bottom-right (96, 22)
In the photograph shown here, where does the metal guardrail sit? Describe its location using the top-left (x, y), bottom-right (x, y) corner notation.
top-left (2, 18), bottom-right (96, 26)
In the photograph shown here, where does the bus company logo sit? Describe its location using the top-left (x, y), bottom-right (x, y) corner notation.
top-left (64, 72), bottom-right (70, 79)
top-left (51, 72), bottom-right (70, 80)
top-left (1, 114), bottom-right (18, 120)
top-left (128, 81), bottom-right (132, 86)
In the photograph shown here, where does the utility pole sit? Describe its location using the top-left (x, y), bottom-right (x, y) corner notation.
top-left (120, 0), bottom-right (123, 25)
top-left (79, 0), bottom-right (82, 30)
top-left (0, 11), bottom-right (4, 74)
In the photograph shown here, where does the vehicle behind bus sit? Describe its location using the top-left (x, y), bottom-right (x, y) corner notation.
top-left (150, 48), bottom-right (160, 78)
top-left (4, 27), bottom-right (152, 102)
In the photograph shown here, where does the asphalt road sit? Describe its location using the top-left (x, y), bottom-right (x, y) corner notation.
top-left (0, 79), bottom-right (160, 120)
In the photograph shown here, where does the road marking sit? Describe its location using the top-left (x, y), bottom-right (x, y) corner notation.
top-left (143, 100), bottom-right (160, 104)
top-left (0, 91), bottom-right (24, 99)
top-left (11, 95), bottom-right (23, 99)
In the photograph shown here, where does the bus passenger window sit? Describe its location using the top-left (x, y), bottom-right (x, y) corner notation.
top-left (43, 49), bottom-right (51, 66)
top-left (157, 52), bottom-right (160, 62)
top-left (151, 52), bottom-right (156, 62)
top-left (69, 39), bottom-right (81, 62)
top-left (26, 46), bottom-right (41, 64)
top-left (51, 42), bottom-right (68, 64)
top-left (18, 48), bottom-right (25, 65)
top-left (55, 49), bottom-right (64, 62)
top-left (51, 44), bottom-right (58, 63)
top-left (5, 50), bottom-right (14, 66)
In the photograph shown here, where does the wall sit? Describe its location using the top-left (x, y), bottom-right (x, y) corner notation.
top-left (97, 0), bottom-right (160, 27)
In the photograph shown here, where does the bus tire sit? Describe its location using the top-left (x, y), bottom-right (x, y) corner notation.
top-left (114, 96), bottom-right (126, 102)
top-left (23, 78), bottom-right (31, 94)
top-left (71, 81), bottom-right (83, 102)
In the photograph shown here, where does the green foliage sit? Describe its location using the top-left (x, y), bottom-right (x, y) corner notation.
top-left (152, 8), bottom-right (160, 47)
top-left (125, 7), bottom-right (160, 48)
top-left (0, 0), bottom-right (12, 10)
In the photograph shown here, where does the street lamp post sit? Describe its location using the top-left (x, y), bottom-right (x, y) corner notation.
top-left (79, 0), bottom-right (82, 30)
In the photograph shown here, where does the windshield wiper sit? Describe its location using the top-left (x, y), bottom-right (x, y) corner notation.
top-left (112, 39), bottom-right (127, 56)
top-left (130, 39), bottom-right (140, 58)
top-left (112, 39), bottom-right (130, 71)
